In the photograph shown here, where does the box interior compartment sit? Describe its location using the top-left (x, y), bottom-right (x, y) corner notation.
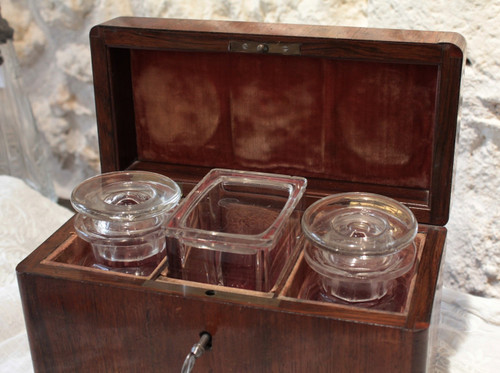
top-left (279, 232), bottom-right (427, 314)
top-left (42, 230), bottom-right (166, 279)
top-left (41, 216), bottom-right (428, 317)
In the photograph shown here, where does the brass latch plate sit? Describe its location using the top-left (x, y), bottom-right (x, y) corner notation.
top-left (229, 40), bottom-right (301, 55)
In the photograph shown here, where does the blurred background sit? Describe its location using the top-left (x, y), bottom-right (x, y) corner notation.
top-left (1, 0), bottom-right (499, 299)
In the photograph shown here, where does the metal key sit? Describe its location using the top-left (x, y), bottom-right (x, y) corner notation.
top-left (181, 332), bottom-right (211, 373)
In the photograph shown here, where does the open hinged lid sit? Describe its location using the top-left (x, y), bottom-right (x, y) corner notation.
top-left (89, 17), bottom-right (465, 226)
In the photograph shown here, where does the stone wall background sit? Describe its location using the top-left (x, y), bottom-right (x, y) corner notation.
top-left (2, 0), bottom-right (499, 298)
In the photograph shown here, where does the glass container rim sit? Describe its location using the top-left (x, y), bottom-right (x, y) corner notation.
top-left (167, 168), bottom-right (307, 250)
top-left (301, 192), bottom-right (418, 256)
top-left (70, 170), bottom-right (181, 222)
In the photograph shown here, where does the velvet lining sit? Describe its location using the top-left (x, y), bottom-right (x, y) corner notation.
top-left (131, 49), bottom-right (437, 189)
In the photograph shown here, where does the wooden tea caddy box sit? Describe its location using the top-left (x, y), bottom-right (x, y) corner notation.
top-left (17, 17), bottom-right (464, 372)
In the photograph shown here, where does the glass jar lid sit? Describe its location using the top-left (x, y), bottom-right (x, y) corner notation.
top-left (301, 192), bottom-right (417, 256)
top-left (71, 171), bottom-right (181, 222)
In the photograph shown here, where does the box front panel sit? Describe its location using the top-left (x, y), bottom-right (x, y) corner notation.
top-left (18, 273), bottom-right (426, 373)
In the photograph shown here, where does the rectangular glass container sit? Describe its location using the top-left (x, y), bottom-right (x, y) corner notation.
top-left (165, 168), bottom-right (307, 292)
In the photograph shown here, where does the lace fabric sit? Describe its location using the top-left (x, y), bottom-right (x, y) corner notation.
top-left (0, 176), bottom-right (72, 373)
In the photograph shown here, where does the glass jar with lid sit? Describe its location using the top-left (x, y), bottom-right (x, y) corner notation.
top-left (299, 192), bottom-right (418, 305)
top-left (71, 171), bottom-right (181, 276)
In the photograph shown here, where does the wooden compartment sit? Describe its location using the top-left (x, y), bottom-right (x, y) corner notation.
top-left (280, 232), bottom-right (426, 312)
top-left (17, 17), bottom-right (464, 372)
